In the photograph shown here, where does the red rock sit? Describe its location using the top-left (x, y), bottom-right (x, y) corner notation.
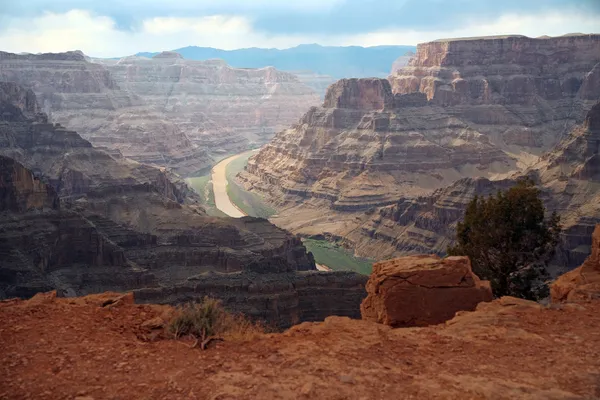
top-left (360, 255), bottom-right (492, 327)
top-left (551, 224), bottom-right (600, 302)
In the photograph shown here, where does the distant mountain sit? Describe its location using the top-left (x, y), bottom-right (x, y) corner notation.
top-left (135, 44), bottom-right (416, 79)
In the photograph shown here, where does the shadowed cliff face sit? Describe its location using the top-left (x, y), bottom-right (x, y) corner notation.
top-left (240, 34), bottom-right (600, 270)
top-left (0, 51), bottom-right (319, 176)
top-left (0, 82), bottom-right (369, 328)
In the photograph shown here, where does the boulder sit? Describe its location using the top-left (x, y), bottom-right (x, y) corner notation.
top-left (360, 255), bottom-right (492, 327)
top-left (551, 224), bottom-right (600, 302)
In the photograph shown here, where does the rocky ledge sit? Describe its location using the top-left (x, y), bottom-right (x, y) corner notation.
top-left (1, 250), bottom-right (599, 398)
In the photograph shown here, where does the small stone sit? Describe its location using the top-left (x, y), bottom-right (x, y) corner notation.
top-left (300, 382), bottom-right (313, 396)
top-left (339, 375), bottom-right (355, 384)
top-left (141, 317), bottom-right (164, 330)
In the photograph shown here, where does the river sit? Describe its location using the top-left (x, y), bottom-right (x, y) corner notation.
top-left (211, 153), bottom-right (248, 218)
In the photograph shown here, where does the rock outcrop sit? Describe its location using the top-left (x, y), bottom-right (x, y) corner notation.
top-left (0, 51), bottom-right (319, 175)
top-left (240, 34), bottom-right (600, 270)
top-left (0, 82), bottom-right (368, 326)
top-left (551, 224), bottom-right (600, 302)
top-left (360, 255), bottom-right (492, 327)
top-left (2, 290), bottom-right (599, 399)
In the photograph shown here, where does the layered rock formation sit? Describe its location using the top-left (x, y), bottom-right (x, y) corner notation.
top-left (240, 34), bottom-right (600, 269)
top-left (551, 224), bottom-right (600, 302)
top-left (360, 255), bottom-right (492, 327)
top-left (135, 270), bottom-right (367, 328)
top-left (95, 53), bottom-right (319, 158)
top-left (242, 77), bottom-right (515, 210)
top-left (0, 82), bottom-right (368, 326)
top-left (0, 50), bottom-right (319, 175)
top-left (350, 101), bottom-right (600, 268)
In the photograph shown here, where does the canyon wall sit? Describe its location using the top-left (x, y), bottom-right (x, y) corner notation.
top-left (0, 82), bottom-right (369, 327)
top-left (240, 34), bottom-right (600, 269)
top-left (349, 100), bottom-right (600, 271)
top-left (0, 51), bottom-right (319, 176)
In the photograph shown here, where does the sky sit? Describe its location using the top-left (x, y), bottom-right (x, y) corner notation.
top-left (0, 0), bottom-right (599, 57)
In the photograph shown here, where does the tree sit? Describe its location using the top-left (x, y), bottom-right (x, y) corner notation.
top-left (448, 178), bottom-right (561, 300)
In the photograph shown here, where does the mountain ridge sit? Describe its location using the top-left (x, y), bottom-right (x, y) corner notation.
top-left (133, 44), bottom-right (417, 79)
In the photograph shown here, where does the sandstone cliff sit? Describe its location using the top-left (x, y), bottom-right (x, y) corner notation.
top-left (0, 82), bottom-right (369, 327)
top-left (348, 101), bottom-right (600, 270)
top-left (0, 51), bottom-right (319, 175)
top-left (240, 34), bottom-right (600, 269)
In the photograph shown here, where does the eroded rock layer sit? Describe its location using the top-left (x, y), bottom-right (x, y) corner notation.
top-left (349, 101), bottom-right (600, 270)
top-left (240, 34), bottom-right (600, 268)
top-left (0, 51), bottom-right (319, 175)
top-left (0, 82), bottom-right (368, 327)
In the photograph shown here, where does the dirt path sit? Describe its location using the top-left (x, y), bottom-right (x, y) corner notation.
top-left (211, 153), bottom-right (250, 218)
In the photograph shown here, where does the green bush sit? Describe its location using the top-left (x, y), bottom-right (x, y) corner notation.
top-left (448, 177), bottom-right (561, 300)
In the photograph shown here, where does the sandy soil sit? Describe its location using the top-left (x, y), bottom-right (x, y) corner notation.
top-left (1, 292), bottom-right (599, 400)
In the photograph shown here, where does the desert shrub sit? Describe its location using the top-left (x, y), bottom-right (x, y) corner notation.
top-left (167, 297), bottom-right (263, 349)
top-left (448, 177), bottom-right (561, 300)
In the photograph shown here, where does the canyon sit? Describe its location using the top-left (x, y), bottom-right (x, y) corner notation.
top-left (0, 50), bottom-right (319, 176)
top-left (0, 81), bottom-right (366, 327)
top-left (239, 34), bottom-right (600, 271)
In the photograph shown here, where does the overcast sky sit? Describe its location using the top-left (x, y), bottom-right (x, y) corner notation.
top-left (1, 0), bottom-right (599, 57)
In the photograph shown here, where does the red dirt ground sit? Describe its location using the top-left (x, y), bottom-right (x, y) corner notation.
top-left (1, 292), bottom-right (599, 400)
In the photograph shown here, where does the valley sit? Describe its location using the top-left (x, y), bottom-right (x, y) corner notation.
top-left (201, 148), bottom-right (375, 273)
top-left (1, 5), bottom-right (600, 395)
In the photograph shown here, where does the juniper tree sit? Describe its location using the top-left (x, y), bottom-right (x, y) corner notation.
top-left (448, 178), bottom-right (561, 300)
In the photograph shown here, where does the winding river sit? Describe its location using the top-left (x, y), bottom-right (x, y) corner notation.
top-left (210, 153), bottom-right (248, 218)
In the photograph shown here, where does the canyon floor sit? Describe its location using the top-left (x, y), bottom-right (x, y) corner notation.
top-left (1, 292), bottom-right (599, 400)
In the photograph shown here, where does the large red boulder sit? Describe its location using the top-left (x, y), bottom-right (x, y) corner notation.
top-left (551, 224), bottom-right (600, 303)
top-left (360, 255), bottom-right (492, 327)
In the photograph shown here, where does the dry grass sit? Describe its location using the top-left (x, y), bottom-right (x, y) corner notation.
top-left (167, 297), bottom-right (264, 348)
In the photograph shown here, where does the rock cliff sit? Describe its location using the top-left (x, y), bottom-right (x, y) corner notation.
top-left (95, 55), bottom-right (319, 160)
top-left (0, 51), bottom-right (319, 176)
top-left (348, 101), bottom-right (600, 270)
top-left (0, 82), bottom-right (366, 326)
top-left (240, 34), bottom-right (600, 269)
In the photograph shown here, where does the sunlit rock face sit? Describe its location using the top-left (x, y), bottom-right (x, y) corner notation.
top-left (239, 35), bottom-right (600, 268)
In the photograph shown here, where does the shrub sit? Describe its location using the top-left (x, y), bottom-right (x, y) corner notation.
top-left (167, 297), bottom-right (263, 349)
top-left (448, 177), bottom-right (561, 300)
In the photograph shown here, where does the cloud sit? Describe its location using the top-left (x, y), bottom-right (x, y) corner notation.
top-left (0, 8), bottom-right (598, 57)
top-left (2, 0), bottom-right (598, 35)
